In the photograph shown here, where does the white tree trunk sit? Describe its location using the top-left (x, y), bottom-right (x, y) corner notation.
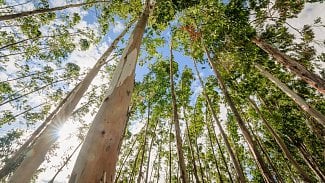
top-left (68, 1), bottom-right (154, 182)
top-left (8, 21), bottom-right (133, 183)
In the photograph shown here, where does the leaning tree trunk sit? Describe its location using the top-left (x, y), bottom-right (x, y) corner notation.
top-left (255, 64), bottom-right (325, 128)
top-left (252, 37), bottom-right (325, 95)
top-left (203, 45), bottom-right (276, 183)
top-left (296, 142), bottom-right (325, 182)
top-left (8, 21), bottom-right (133, 183)
top-left (169, 40), bottom-right (189, 183)
top-left (193, 60), bottom-right (246, 183)
top-left (68, 2), bottom-right (153, 182)
top-left (0, 1), bottom-right (109, 21)
top-left (249, 98), bottom-right (314, 182)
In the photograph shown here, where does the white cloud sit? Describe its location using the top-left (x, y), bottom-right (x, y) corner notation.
top-left (286, 2), bottom-right (325, 72)
top-left (113, 21), bottom-right (125, 33)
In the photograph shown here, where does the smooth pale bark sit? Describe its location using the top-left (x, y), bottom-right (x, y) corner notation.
top-left (252, 37), bottom-right (325, 95)
top-left (169, 41), bottom-right (189, 183)
top-left (68, 2), bottom-right (153, 182)
top-left (0, 1), bottom-right (109, 21)
top-left (9, 21), bottom-right (132, 183)
top-left (0, 89), bottom-right (72, 180)
top-left (255, 64), bottom-right (325, 128)
top-left (193, 60), bottom-right (245, 183)
top-left (249, 98), bottom-right (314, 182)
top-left (203, 46), bottom-right (276, 183)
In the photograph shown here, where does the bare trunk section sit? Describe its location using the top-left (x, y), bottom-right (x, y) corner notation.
top-left (255, 64), bottom-right (325, 128)
top-left (0, 89), bottom-right (71, 180)
top-left (0, 1), bottom-right (109, 21)
top-left (252, 37), bottom-right (325, 95)
top-left (249, 98), bottom-right (314, 182)
top-left (68, 2), bottom-right (153, 182)
top-left (193, 60), bottom-right (245, 183)
top-left (203, 46), bottom-right (276, 183)
top-left (8, 21), bottom-right (133, 183)
top-left (169, 40), bottom-right (189, 183)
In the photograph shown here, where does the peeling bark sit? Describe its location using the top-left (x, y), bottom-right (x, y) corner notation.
top-left (8, 20), bottom-right (133, 183)
top-left (68, 2), bottom-right (153, 182)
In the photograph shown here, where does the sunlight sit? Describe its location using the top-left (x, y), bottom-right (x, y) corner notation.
top-left (55, 122), bottom-right (77, 140)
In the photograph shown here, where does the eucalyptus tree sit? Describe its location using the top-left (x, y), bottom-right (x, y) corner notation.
top-left (169, 38), bottom-right (189, 183)
top-left (4, 20), bottom-right (133, 183)
top-left (193, 60), bottom-right (246, 183)
top-left (68, 2), bottom-right (154, 182)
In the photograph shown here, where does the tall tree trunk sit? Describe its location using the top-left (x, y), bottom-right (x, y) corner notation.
top-left (193, 60), bottom-right (246, 183)
top-left (193, 129), bottom-right (205, 183)
top-left (144, 119), bottom-right (158, 183)
top-left (203, 46), bottom-right (276, 183)
top-left (255, 64), bottom-right (325, 128)
top-left (129, 142), bottom-right (142, 183)
top-left (169, 119), bottom-right (172, 183)
top-left (184, 111), bottom-right (201, 183)
top-left (205, 107), bottom-right (223, 183)
top-left (169, 39), bottom-right (189, 183)
top-left (48, 141), bottom-right (83, 183)
top-left (0, 1), bottom-right (109, 21)
top-left (137, 102), bottom-right (151, 183)
top-left (295, 141), bottom-right (325, 182)
top-left (8, 21), bottom-right (133, 183)
top-left (245, 119), bottom-right (284, 183)
top-left (249, 98), bottom-right (314, 182)
top-left (68, 3), bottom-right (153, 182)
top-left (0, 88), bottom-right (70, 180)
top-left (252, 37), bottom-right (325, 94)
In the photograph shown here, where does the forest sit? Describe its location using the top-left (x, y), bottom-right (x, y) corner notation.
top-left (0, 0), bottom-right (325, 182)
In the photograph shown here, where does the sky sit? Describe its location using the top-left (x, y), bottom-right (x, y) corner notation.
top-left (0, 0), bottom-right (325, 182)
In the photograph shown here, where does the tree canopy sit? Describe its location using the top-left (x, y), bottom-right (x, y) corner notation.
top-left (0, 0), bottom-right (325, 182)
